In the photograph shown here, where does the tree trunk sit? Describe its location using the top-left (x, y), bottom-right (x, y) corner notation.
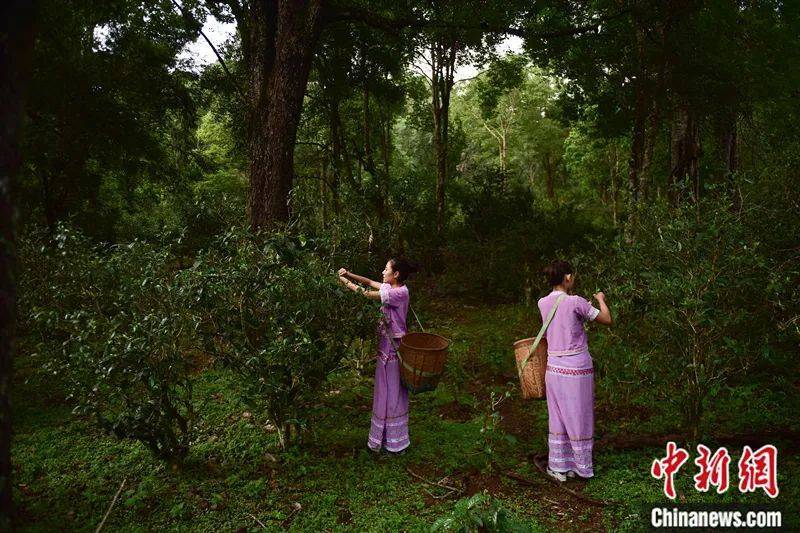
top-left (242, 0), bottom-right (324, 230)
top-left (669, 100), bottom-right (701, 207)
top-left (610, 143), bottom-right (619, 227)
top-left (327, 97), bottom-right (350, 216)
top-left (544, 153), bottom-right (554, 199)
top-left (1, 2), bottom-right (37, 527)
top-left (627, 21), bottom-right (648, 207)
top-left (381, 107), bottom-right (391, 179)
top-left (718, 113), bottom-right (740, 211)
top-left (500, 129), bottom-right (507, 171)
top-left (363, 82), bottom-right (386, 221)
top-left (430, 39), bottom-right (457, 238)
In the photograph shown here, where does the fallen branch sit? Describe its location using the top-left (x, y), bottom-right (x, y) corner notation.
top-left (406, 466), bottom-right (463, 494)
top-left (504, 455), bottom-right (617, 508)
top-left (249, 513), bottom-right (268, 529)
top-left (95, 478), bottom-right (127, 533)
top-left (280, 502), bottom-right (302, 528)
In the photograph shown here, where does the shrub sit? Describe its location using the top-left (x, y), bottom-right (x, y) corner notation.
top-left (583, 195), bottom-right (777, 439)
top-left (19, 226), bottom-right (200, 464)
top-left (190, 228), bottom-right (377, 448)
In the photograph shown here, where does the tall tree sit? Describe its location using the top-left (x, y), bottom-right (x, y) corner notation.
top-left (204, 0), bottom-right (619, 229)
top-left (1, 1), bottom-right (37, 527)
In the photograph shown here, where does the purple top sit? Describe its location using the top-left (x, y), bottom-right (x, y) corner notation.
top-left (537, 290), bottom-right (600, 357)
top-left (379, 283), bottom-right (409, 338)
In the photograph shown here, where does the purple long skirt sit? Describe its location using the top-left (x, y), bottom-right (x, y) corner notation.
top-left (367, 336), bottom-right (410, 452)
top-left (545, 351), bottom-right (595, 478)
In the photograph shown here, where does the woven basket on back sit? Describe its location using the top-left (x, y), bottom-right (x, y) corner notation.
top-left (513, 337), bottom-right (548, 399)
top-left (398, 332), bottom-right (449, 394)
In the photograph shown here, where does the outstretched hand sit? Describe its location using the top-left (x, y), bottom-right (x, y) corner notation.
top-left (338, 267), bottom-right (349, 277)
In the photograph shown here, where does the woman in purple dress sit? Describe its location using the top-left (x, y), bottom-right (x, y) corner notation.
top-left (338, 258), bottom-right (417, 454)
top-left (538, 260), bottom-right (612, 481)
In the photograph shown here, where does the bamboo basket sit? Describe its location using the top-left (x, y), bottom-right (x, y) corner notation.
top-left (398, 332), bottom-right (449, 393)
top-left (513, 336), bottom-right (548, 399)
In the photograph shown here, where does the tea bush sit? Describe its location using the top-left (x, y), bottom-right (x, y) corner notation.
top-left (188, 229), bottom-right (377, 448)
top-left (582, 195), bottom-right (783, 439)
top-left (19, 225), bottom-right (378, 459)
top-left (19, 227), bottom-right (200, 464)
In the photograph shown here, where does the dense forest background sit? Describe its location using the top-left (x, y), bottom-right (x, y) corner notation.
top-left (2, 0), bottom-right (799, 530)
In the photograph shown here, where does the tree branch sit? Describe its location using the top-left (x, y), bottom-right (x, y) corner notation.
top-left (170, 0), bottom-right (247, 101)
top-left (329, 7), bottom-right (630, 41)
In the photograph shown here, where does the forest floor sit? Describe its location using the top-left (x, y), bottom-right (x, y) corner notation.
top-left (11, 299), bottom-right (800, 531)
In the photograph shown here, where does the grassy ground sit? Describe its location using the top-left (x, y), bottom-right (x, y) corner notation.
top-left (12, 300), bottom-right (800, 531)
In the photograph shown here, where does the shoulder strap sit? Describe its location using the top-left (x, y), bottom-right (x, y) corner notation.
top-left (518, 292), bottom-right (567, 374)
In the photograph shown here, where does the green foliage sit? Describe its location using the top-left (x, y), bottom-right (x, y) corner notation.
top-left (19, 226), bottom-right (200, 464)
top-left (18, 224), bottom-right (380, 459)
top-left (584, 195), bottom-right (781, 439)
top-left (431, 493), bottom-right (529, 533)
top-left (188, 228), bottom-right (378, 448)
top-left (443, 164), bottom-right (608, 300)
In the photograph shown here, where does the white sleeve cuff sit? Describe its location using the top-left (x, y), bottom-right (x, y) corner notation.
top-left (588, 306), bottom-right (600, 321)
top-left (379, 284), bottom-right (389, 304)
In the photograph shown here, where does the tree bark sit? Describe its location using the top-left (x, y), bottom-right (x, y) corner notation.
top-left (669, 100), bottom-right (701, 207)
top-left (430, 38), bottom-right (457, 238)
top-left (1, 1), bottom-right (37, 527)
top-left (628, 19), bottom-right (648, 207)
top-left (241, 0), bottom-right (324, 230)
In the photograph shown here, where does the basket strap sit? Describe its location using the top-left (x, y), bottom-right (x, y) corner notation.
top-left (410, 305), bottom-right (425, 333)
top-left (518, 293), bottom-right (566, 375)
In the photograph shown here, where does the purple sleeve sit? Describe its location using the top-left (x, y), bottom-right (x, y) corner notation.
top-left (380, 283), bottom-right (408, 307)
top-left (379, 283), bottom-right (403, 307)
top-left (574, 296), bottom-right (601, 322)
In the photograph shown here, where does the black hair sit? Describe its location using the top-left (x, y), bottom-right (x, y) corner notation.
top-left (543, 260), bottom-right (573, 287)
top-left (389, 257), bottom-right (419, 283)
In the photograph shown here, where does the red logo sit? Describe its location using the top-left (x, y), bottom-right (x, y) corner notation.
top-left (693, 445), bottom-right (731, 494)
top-left (738, 445), bottom-right (779, 498)
top-left (651, 441), bottom-right (690, 500)
top-left (652, 443), bottom-right (779, 499)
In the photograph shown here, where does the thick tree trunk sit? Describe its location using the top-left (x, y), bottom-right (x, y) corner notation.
top-left (243, 0), bottom-right (323, 230)
top-left (1, 2), bottom-right (37, 527)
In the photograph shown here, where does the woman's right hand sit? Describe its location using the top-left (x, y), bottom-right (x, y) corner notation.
top-left (593, 291), bottom-right (606, 302)
top-left (338, 267), bottom-right (349, 277)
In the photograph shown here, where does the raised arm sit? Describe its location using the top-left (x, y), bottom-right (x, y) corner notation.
top-left (592, 292), bottom-right (613, 325)
top-left (339, 275), bottom-right (381, 300)
top-left (338, 268), bottom-right (381, 289)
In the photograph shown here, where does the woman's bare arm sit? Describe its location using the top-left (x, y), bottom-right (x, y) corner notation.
top-left (593, 292), bottom-right (612, 325)
top-left (340, 276), bottom-right (382, 300)
top-left (339, 268), bottom-right (381, 289)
